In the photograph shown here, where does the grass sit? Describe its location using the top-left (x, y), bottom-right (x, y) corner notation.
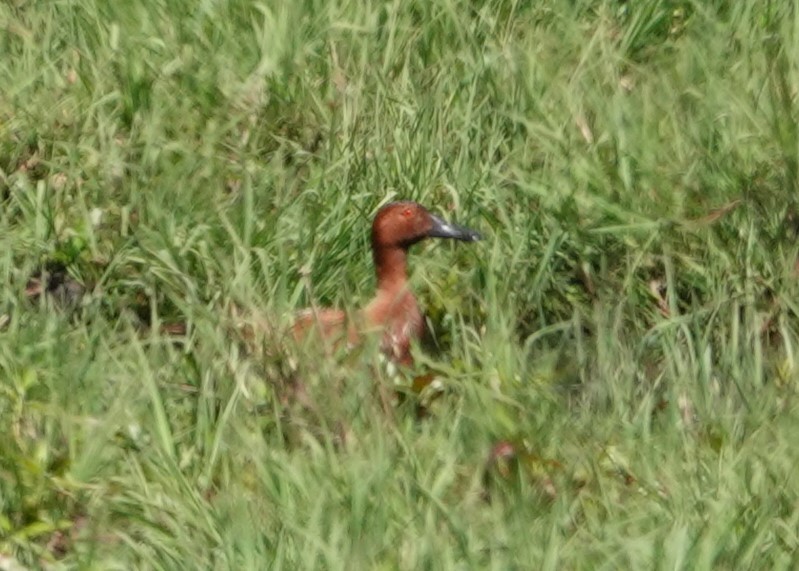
top-left (2, 0), bottom-right (799, 568)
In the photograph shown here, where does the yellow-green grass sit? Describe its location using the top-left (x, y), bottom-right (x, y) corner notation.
top-left (2, 1), bottom-right (799, 569)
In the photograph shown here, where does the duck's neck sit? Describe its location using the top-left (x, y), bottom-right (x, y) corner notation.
top-left (373, 245), bottom-right (409, 294)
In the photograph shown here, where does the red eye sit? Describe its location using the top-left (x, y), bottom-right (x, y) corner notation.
top-left (402, 208), bottom-right (413, 217)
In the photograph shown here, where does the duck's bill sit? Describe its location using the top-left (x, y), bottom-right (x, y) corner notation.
top-left (428, 214), bottom-right (482, 242)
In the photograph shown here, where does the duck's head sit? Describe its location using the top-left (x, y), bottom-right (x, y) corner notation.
top-left (371, 201), bottom-right (481, 250)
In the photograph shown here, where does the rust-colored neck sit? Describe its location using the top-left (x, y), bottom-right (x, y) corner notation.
top-left (373, 245), bottom-right (409, 293)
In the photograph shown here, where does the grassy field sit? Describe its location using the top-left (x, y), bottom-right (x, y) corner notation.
top-left (2, 0), bottom-right (799, 568)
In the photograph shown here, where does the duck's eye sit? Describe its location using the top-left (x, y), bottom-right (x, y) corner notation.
top-left (402, 208), bottom-right (413, 218)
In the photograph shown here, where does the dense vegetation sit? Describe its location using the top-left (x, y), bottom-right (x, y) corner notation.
top-left (2, 1), bottom-right (799, 568)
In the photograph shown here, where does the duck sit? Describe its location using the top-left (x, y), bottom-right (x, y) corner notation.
top-left (291, 201), bottom-right (481, 366)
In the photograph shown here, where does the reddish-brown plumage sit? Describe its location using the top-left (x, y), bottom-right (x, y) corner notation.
top-left (292, 201), bottom-right (480, 366)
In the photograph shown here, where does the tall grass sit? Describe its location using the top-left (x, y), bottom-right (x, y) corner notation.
top-left (2, 0), bottom-right (799, 568)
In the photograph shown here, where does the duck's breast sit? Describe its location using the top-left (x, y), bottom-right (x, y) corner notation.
top-left (365, 289), bottom-right (424, 366)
